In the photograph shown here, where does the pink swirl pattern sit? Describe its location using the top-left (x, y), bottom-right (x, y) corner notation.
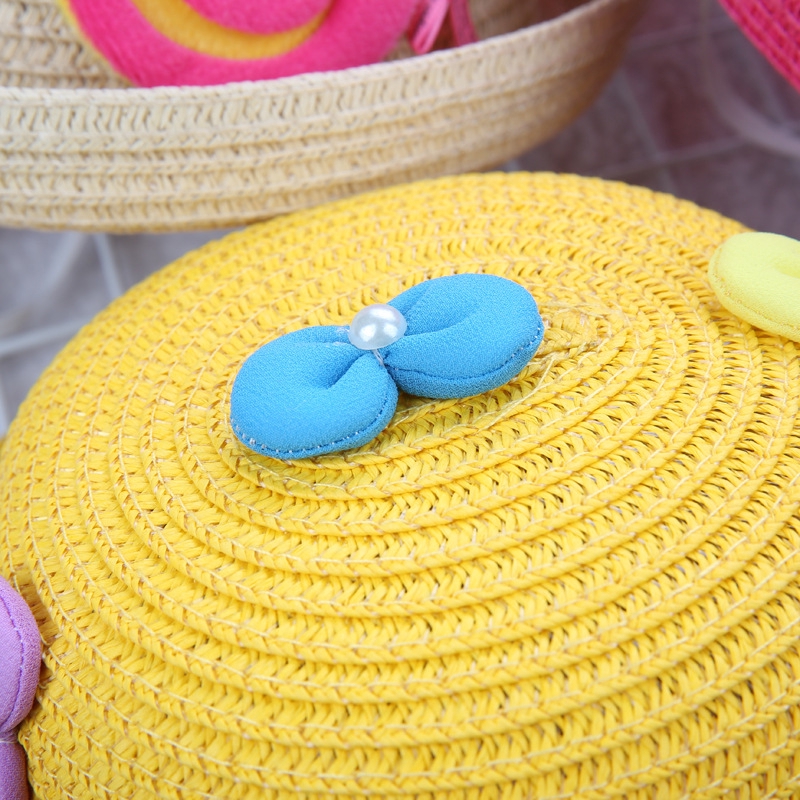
top-left (66, 0), bottom-right (416, 87)
top-left (183, 0), bottom-right (332, 35)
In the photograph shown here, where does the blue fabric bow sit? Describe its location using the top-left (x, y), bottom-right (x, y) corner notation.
top-left (230, 274), bottom-right (544, 459)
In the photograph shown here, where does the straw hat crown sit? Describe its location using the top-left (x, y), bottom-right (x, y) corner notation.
top-left (2, 173), bottom-right (800, 799)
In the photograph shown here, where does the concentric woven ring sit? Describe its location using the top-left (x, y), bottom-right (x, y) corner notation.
top-left (1, 172), bottom-right (800, 799)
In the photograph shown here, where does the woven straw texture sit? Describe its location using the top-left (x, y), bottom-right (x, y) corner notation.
top-left (717, 0), bottom-right (800, 94)
top-left (3, 172), bottom-right (800, 799)
top-left (0, 0), bottom-right (643, 233)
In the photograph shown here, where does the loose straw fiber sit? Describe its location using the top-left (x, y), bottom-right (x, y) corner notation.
top-left (3, 172), bottom-right (800, 800)
top-left (0, 0), bottom-right (643, 233)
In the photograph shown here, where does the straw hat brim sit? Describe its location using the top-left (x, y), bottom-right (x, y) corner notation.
top-left (2, 172), bottom-right (800, 799)
top-left (0, 0), bottom-right (644, 233)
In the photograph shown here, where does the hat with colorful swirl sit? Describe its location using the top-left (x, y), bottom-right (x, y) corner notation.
top-left (55, 0), bottom-right (476, 86)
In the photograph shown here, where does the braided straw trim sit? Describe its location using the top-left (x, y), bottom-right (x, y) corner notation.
top-left (0, 0), bottom-right (124, 87)
top-left (0, 0), bottom-right (643, 233)
top-left (2, 172), bottom-right (800, 799)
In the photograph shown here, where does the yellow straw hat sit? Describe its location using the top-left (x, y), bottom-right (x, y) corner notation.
top-left (2, 172), bottom-right (800, 799)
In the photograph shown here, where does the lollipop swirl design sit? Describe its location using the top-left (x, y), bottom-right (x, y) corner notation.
top-left (59, 0), bottom-right (476, 86)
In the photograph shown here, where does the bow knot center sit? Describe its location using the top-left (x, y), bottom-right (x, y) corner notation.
top-left (347, 304), bottom-right (408, 351)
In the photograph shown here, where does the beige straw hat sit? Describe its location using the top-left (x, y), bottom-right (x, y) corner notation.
top-left (0, 0), bottom-right (643, 233)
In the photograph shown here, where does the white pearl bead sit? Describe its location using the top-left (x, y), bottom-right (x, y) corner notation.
top-left (348, 304), bottom-right (407, 350)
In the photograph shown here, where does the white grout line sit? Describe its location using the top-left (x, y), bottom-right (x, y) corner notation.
top-left (93, 234), bottom-right (125, 299)
top-left (0, 319), bottom-right (87, 361)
